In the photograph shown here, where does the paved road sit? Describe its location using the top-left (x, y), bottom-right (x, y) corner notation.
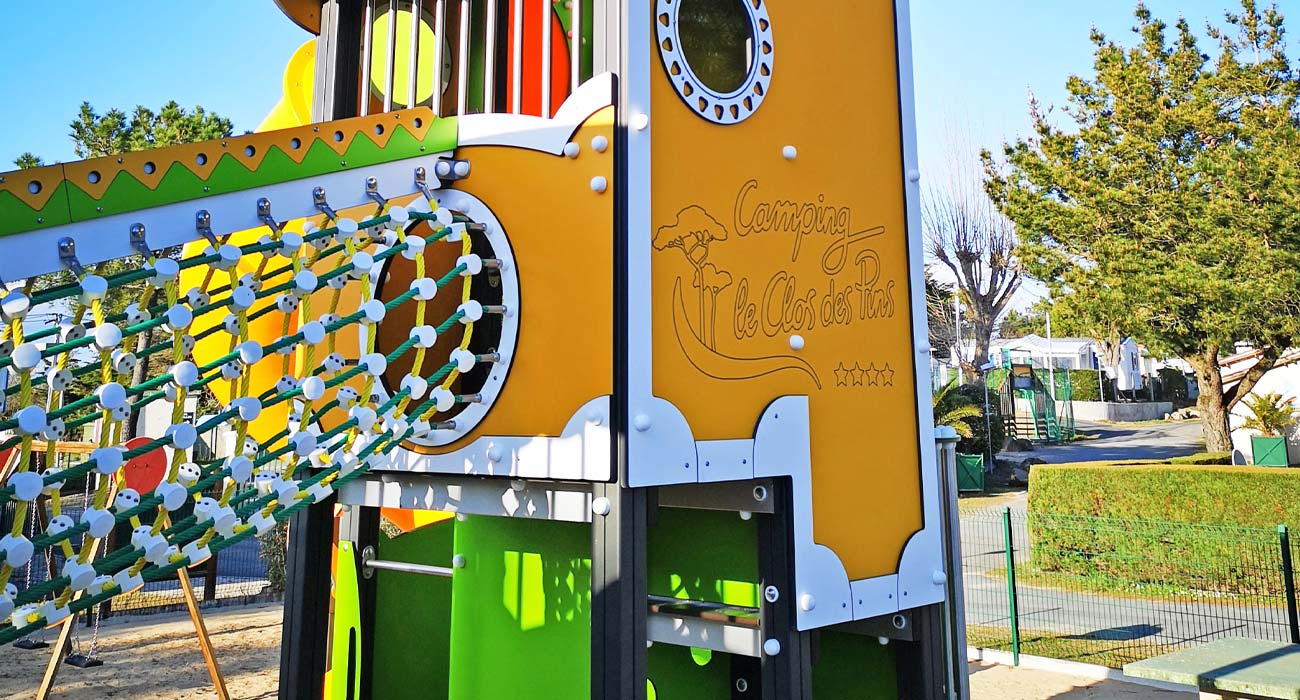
top-left (956, 420), bottom-right (1295, 653)
top-left (1007, 420), bottom-right (1205, 464)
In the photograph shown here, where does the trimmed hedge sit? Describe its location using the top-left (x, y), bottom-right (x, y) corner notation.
top-left (1028, 463), bottom-right (1300, 595)
top-left (1029, 463), bottom-right (1300, 526)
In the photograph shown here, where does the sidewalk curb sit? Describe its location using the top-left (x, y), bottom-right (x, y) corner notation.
top-left (967, 646), bottom-right (1190, 694)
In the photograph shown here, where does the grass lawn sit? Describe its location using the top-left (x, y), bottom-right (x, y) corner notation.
top-left (978, 566), bottom-right (1285, 608)
top-left (966, 624), bottom-right (1156, 668)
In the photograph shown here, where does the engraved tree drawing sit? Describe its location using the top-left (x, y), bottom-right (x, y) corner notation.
top-left (654, 207), bottom-right (732, 349)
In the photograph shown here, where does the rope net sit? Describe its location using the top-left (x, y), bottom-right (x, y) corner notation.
top-left (0, 194), bottom-right (500, 644)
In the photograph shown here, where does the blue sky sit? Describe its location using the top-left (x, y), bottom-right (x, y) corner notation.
top-left (0, 1), bottom-right (309, 165)
top-left (4, 1), bottom-right (1292, 166)
top-left (0, 2), bottom-right (1291, 167)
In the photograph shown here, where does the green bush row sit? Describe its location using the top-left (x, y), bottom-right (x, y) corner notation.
top-left (1027, 463), bottom-right (1300, 595)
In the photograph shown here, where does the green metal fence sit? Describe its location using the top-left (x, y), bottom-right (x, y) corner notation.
top-left (962, 509), bottom-right (1300, 668)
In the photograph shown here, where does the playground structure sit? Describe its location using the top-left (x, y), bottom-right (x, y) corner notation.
top-left (0, 1), bottom-right (965, 698)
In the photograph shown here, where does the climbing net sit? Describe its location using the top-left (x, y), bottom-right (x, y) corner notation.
top-left (0, 193), bottom-right (501, 643)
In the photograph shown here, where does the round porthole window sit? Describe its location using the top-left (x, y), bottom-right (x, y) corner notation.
top-left (656, 0), bottom-right (774, 125)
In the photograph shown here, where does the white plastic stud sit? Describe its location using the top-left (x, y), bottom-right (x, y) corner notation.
top-left (633, 414), bottom-right (652, 432)
top-left (227, 455), bottom-right (255, 482)
top-left (350, 251), bottom-right (375, 278)
top-left (167, 423), bottom-right (198, 449)
top-left (592, 497), bottom-right (612, 516)
top-left (458, 300), bottom-right (483, 323)
top-left (148, 258), bottom-right (180, 287)
top-left (799, 593), bottom-right (817, 612)
top-left (457, 254), bottom-right (483, 276)
top-left (763, 639), bottom-right (782, 656)
top-left (632, 113), bottom-right (650, 131)
top-left (96, 382), bottom-right (127, 410)
top-left (163, 304), bottom-right (193, 332)
top-left (113, 569), bottom-right (146, 595)
top-left (294, 270), bottom-right (318, 296)
top-left (90, 446), bottom-right (123, 475)
top-left (171, 360), bottom-right (199, 388)
top-left (400, 374), bottom-right (428, 400)
top-left (14, 406), bottom-right (46, 437)
top-left (301, 376), bottom-right (326, 401)
top-left (410, 325), bottom-right (438, 348)
top-left (80, 508), bottom-right (115, 539)
top-left (79, 275), bottom-right (109, 303)
top-left (783, 145), bottom-right (798, 160)
top-left (789, 335), bottom-right (805, 351)
top-left (301, 321), bottom-right (326, 346)
top-left (361, 353), bottom-right (387, 376)
top-left (591, 135), bottom-right (609, 153)
top-left (361, 299), bottom-right (386, 324)
top-left (431, 387), bottom-right (455, 413)
top-left (410, 278), bottom-right (438, 301)
top-left (93, 323), bottom-right (123, 351)
top-left (0, 292), bottom-right (29, 321)
top-left (182, 542), bottom-right (213, 567)
top-left (233, 397), bottom-right (262, 422)
top-left (450, 348), bottom-right (475, 373)
top-left (156, 481), bottom-right (189, 511)
top-left (590, 176), bottom-right (608, 194)
top-left (563, 142), bottom-right (580, 158)
top-left (8, 472), bottom-right (42, 502)
top-left (10, 343), bottom-right (40, 372)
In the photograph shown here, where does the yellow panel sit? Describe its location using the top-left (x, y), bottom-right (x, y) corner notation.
top-left (388, 107), bottom-right (616, 452)
top-left (649, 2), bottom-right (920, 579)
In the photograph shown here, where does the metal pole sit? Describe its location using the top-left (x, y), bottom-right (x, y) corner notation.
top-left (1046, 312), bottom-right (1055, 401)
top-left (936, 427), bottom-right (970, 700)
top-left (1280, 525), bottom-right (1299, 644)
top-left (1002, 507), bottom-right (1021, 666)
top-left (364, 558), bottom-right (454, 578)
top-left (1097, 349), bottom-right (1106, 402)
top-left (983, 369), bottom-right (994, 471)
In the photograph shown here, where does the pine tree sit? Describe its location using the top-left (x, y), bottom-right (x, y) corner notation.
top-left (987, 1), bottom-right (1300, 451)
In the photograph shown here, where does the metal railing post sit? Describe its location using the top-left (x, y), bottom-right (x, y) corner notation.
top-left (1003, 507), bottom-right (1021, 665)
top-left (1279, 524), bottom-right (1299, 644)
top-left (935, 425), bottom-right (970, 700)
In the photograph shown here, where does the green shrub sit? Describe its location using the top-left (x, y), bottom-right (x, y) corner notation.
top-left (259, 521), bottom-right (289, 592)
top-left (953, 382), bottom-right (1004, 457)
top-left (1028, 463), bottom-right (1300, 595)
top-left (1066, 369), bottom-right (1104, 402)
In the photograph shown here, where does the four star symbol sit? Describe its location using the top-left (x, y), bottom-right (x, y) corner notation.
top-left (830, 362), bottom-right (896, 389)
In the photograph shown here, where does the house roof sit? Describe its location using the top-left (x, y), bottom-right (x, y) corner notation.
top-left (991, 334), bottom-right (1096, 355)
top-left (1220, 348), bottom-right (1300, 392)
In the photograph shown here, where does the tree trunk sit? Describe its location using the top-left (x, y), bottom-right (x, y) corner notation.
top-left (1190, 349), bottom-right (1232, 453)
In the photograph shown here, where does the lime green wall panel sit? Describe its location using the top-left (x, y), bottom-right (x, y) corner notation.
top-left (812, 631), bottom-right (898, 699)
top-left (371, 520), bottom-right (456, 700)
top-left (449, 515), bottom-right (591, 700)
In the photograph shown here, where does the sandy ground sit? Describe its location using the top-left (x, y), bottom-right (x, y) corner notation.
top-left (969, 662), bottom-right (1193, 700)
top-left (0, 603), bottom-right (1194, 700)
top-left (0, 603), bottom-right (282, 700)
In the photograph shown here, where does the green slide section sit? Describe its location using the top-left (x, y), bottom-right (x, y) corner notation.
top-left (330, 541), bottom-right (364, 700)
top-left (370, 520), bottom-right (456, 700)
top-left (449, 515), bottom-right (592, 700)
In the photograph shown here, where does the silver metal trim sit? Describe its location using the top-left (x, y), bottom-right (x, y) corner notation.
top-left (511, 0), bottom-right (523, 113)
top-left (654, 0), bottom-right (774, 125)
top-left (432, 0), bottom-right (447, 115)
top-left (406, 0), bottom-right (422, 109)
top-left (383, 0), bottom-right (399, 113)
top-left (457, 0), bottom-right (472, 115)
top-left (360, 0), bottom-right (377, 116)
top-left (360, 545), bottom-right (454, 579)
top-left (540, 0), bottom-right (552, 117)
top-left (484, 0), bottom-right (497, 112)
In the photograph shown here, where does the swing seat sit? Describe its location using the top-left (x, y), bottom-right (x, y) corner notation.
top-left (64, 653), bottom-right (104, 669)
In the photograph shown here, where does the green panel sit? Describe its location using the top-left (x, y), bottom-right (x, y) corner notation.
top-left (957, 453), bottom-right (985, 492)
top-left (371, 520), bottom-right (456, 700)
top-left (330, 541), bottom-right (364, 700)
top-left (47, 116), bottom-right (459, 231)
top-left (648, 507), bottom-right (759, 607)
top-left (1252, 436), bottom-right (1289, 467)
top-left (812, 631), bottom-right (898, 699)
top-left (646, 643), bottom-right (733, 700)
top-left (449, 515), bottom-right (591, 700)
top-left (0, 182), bottom-right (74, 237)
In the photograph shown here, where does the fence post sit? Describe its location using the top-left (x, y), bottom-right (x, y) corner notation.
top-left (1003, 507), bottom-right (1021, 665)
top-left (1280, 525), bottom-right (1299, 644)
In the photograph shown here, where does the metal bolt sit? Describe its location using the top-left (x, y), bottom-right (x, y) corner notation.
top-left (735, 678), bottom-right (749, 693)
top-left (753, 485), bottom-right (768, 502)
top-left (764, 585), bottom-right (780, 603)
